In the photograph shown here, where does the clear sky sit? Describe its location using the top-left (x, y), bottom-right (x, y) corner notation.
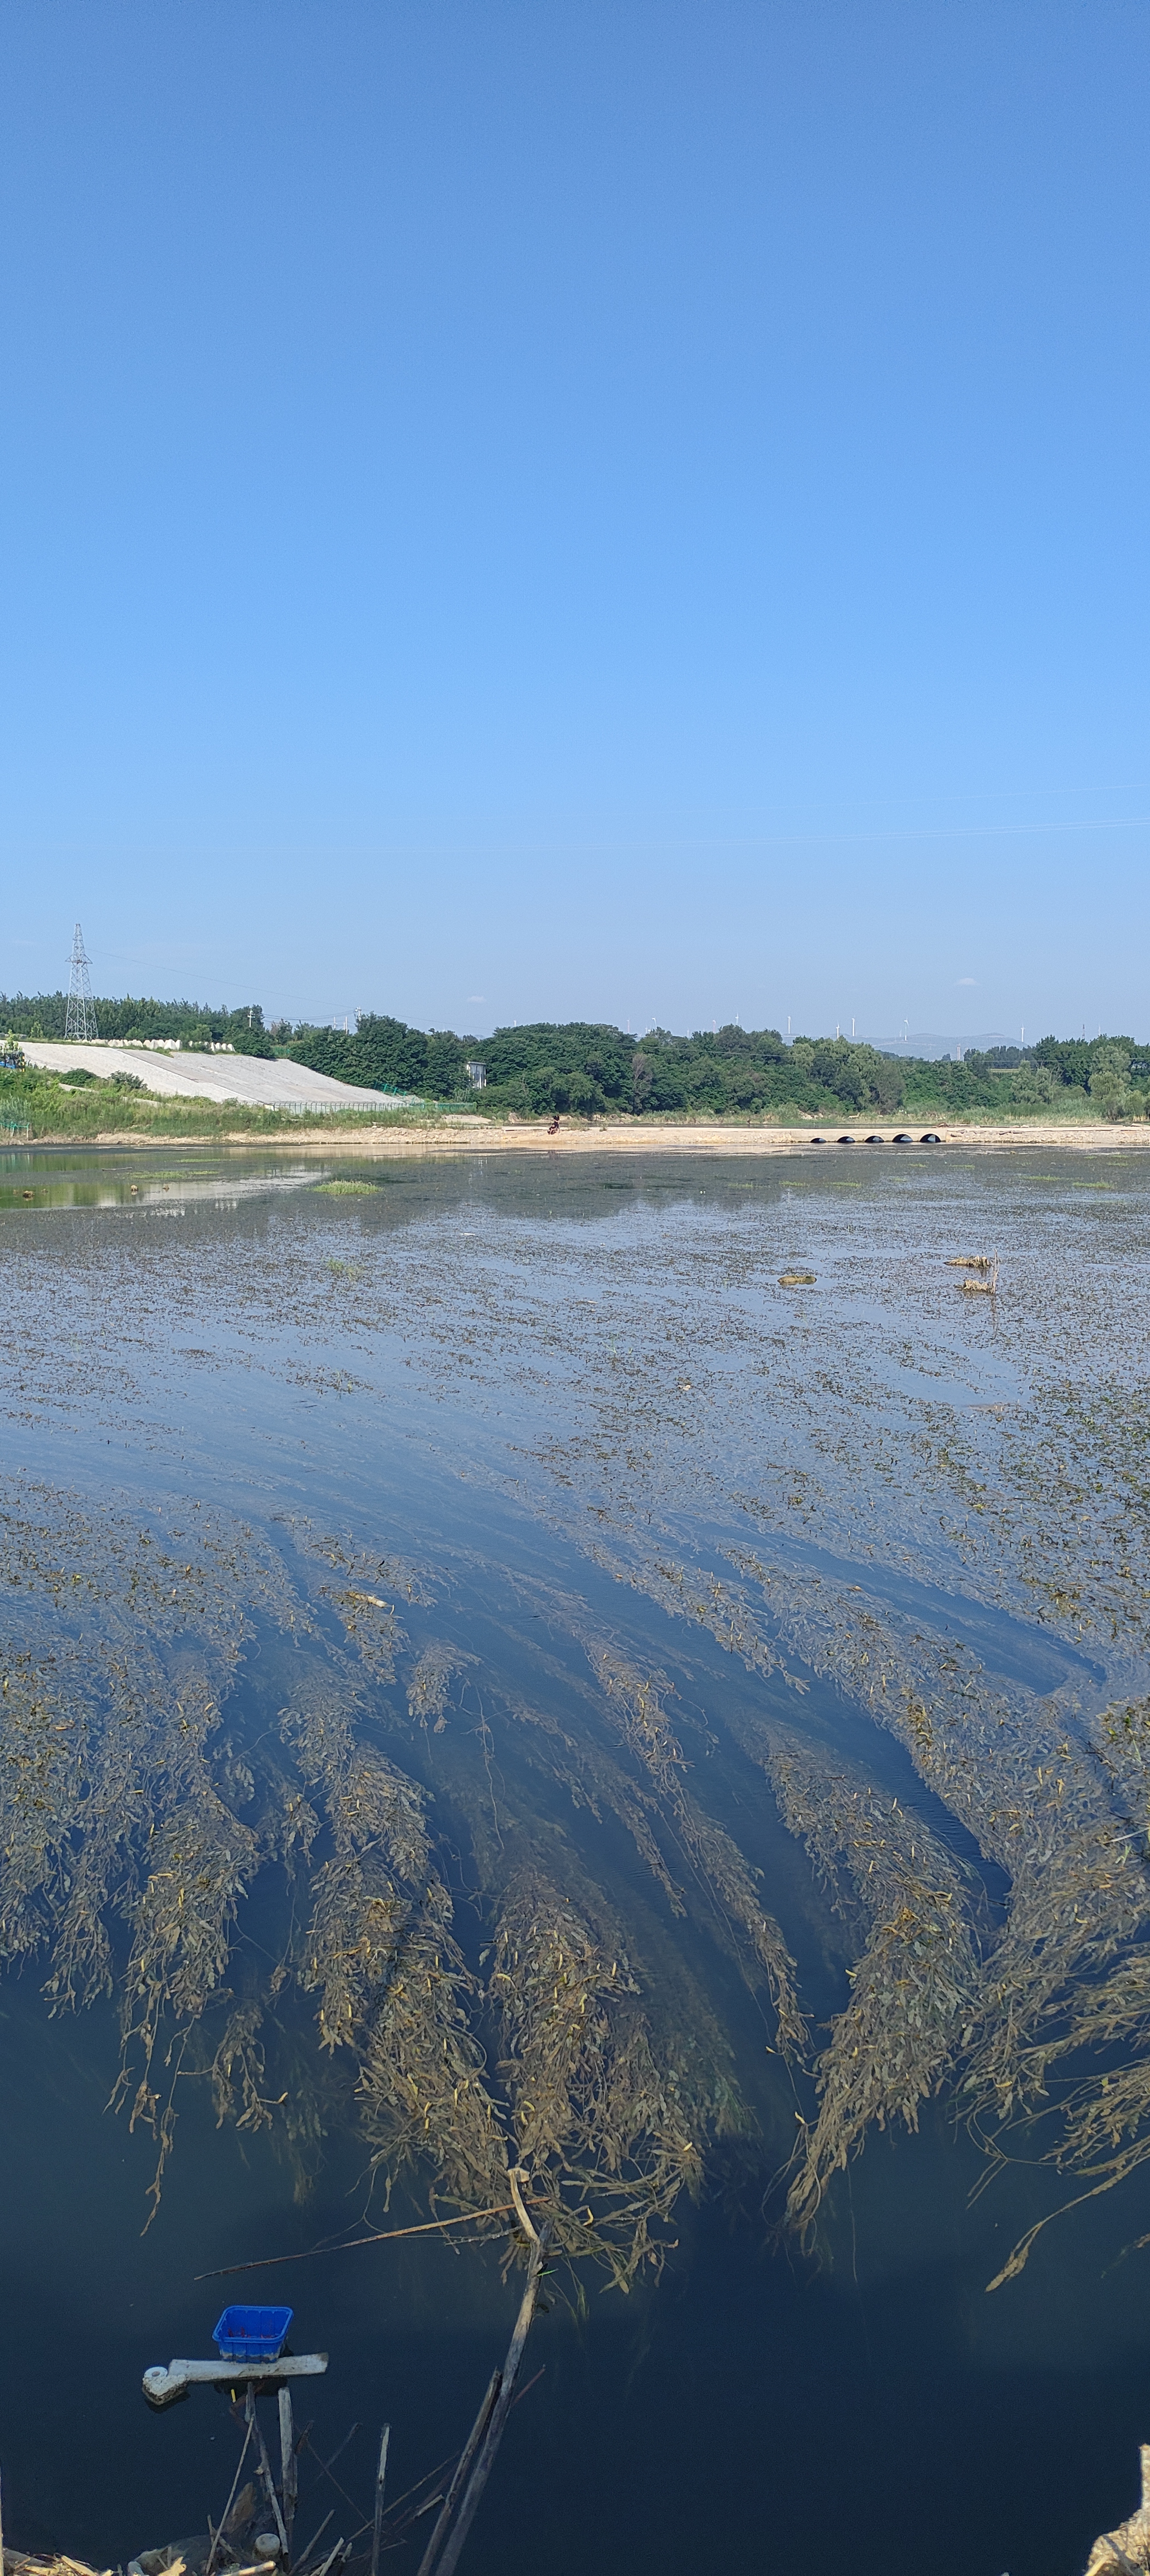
top-left (2, 1), bottom-right (1147, 1041)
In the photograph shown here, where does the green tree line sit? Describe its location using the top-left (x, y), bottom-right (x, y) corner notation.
top-left (4, 992), bottom-right (1148, 1117)
top-left (0, 992), bottom-right (273, 1052)
top-left (282, 1015), bottom-right (1150, 1119)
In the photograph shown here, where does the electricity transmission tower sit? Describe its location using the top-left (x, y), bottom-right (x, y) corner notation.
top-left (65, 923), bottom-right (99, 1041)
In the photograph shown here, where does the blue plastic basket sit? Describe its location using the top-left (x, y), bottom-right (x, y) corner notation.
top-left (212, 2304), bottom-right (294, 2362)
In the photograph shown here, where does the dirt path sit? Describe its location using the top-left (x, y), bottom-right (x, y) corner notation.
top-left (59, 1115), bottom-right (1150, 1158)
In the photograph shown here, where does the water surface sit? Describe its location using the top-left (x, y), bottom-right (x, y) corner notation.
top-left (3, 1141), bottom-right (1150, 2576)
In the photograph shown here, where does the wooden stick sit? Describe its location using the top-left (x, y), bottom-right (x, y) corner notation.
top-left (369, 2426), bottom-right (391, 2576)
top-left (414, 2376), bottom-right (500, 2576)
top-left (197, 2205), bottom-right (522, 2281)
top-left (415, 2324), bottom-right (544, 2575)
top-left (278, 2390), bottom-right (297, 2562)
top-left (311, 2543), bottom-right (345, 2576)
top-left (1098, 2541), bottom-right (1140, 2576)
top-left (507, 2169), bottom-right (538, 2245)
top-left (314, 2424), bottom-right (360, 2480)
top-left (247, 2387), bottom-right (289, 2559)
top-left (292, 2512), bottom-right (333, 2574)
top-left (429, 2229), bottom-right (550, 2576)
top-left (207, 2416), bottom-right (256, 2576)
top-left (371, 2453), bottom-right (454, 2528)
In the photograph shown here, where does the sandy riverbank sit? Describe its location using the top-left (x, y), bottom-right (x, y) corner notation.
top-left (60, 1115), bottom-right (1150, 1157)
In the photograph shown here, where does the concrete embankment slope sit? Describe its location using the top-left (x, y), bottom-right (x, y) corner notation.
top-left (21, 1040), bottom-right (397, 1113)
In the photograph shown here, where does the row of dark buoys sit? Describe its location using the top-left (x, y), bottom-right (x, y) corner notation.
top-left (810, 1132), bottom-right (943, 1145)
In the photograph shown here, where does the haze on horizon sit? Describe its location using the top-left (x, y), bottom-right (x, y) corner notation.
top-left (1, 1), bottom-right (1147, 1043)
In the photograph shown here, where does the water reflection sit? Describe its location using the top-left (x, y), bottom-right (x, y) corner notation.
top-left (0, 1146), bottom-right (325, 1211)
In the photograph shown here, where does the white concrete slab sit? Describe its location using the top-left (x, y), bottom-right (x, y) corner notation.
top-left (20, 1041), bottom-right (407, 1112)
top-left (143, 2353), bottom-right (328, 2408)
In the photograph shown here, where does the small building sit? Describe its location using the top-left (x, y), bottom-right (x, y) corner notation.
top-left (465, 1060), bottom-right (487, 1089)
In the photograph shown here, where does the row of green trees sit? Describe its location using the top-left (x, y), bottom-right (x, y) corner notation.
top-left (0, 992), bottom-right (273, 1052)
top-left (3, 989), bottom-right (1146, 1116)
top-left (923, 1037), bottom-right (1148, 1119)
top-left (284, 1013), bottom-right (480, 1096)
top-left (284, 1016), bottom-right (1150, 1118)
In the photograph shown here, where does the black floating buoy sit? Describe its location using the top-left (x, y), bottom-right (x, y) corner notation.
top-left (893, 1131), bottom-right (914, 1143)
top-left (811, 1135), bottom-right (826, 1144)
top-left (865, 1134), bottom-right (885, 1144)
top-left (837, 1134), bottom-right (855, 1144)
top-left (920, 1131), bottom-right (942, 1144)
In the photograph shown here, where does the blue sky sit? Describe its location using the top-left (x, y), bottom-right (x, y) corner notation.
top-left (2, 1), bottom-right (1147, 1040)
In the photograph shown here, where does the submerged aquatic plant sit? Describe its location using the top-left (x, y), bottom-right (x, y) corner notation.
top-left (0, 1497), bottom-right (797, 2280)
top-left (762, 1734), bottom-right (983, 2240)
top-left (8, 1145), bottom-right (1150, 2301)
top-left (2, 1462), bottom-right (1146, 2293)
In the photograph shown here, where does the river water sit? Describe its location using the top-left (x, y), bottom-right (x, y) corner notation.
top-left (3, 1139), bottom-right (1150, 2576)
